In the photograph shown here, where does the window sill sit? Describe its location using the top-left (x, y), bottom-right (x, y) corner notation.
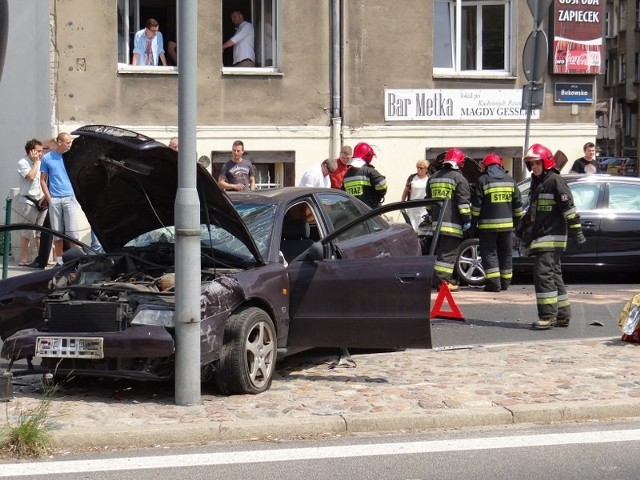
top-left (221, 67), bottom-right (283, 77)
top-left (117, 64), bottom-right (178, 74)
top-left (432, 71), bottom-right (517, 81)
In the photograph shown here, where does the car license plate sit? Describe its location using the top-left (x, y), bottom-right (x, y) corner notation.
top-left (36, 337), bottom-right (104, 359)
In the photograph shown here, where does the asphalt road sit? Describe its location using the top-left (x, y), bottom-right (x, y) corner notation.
top-left (431, 273), bottom-right (635, 348)
top-left (3, 420), bottom-right (640, 479)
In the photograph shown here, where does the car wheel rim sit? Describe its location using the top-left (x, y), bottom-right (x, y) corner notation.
top-left (245, 321), bottom-right (275, 389)
top-left (458, 244), bottom-right (485, 283)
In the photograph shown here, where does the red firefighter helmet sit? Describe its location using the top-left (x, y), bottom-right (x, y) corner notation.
top-left (482, 153), bottom-right (502, 169)
top-left (353, 142), bottom-right (376, 163)
top-left (443, 147), bottom-right (465, 168)
top-left (524, 143), bottom-right (555, 171)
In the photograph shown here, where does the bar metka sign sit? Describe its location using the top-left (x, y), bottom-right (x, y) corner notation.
top-left (384, 89), bottom-right (540, 121)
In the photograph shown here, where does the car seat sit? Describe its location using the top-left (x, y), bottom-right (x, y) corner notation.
top-left (281, 219), bottom-right (314, 262)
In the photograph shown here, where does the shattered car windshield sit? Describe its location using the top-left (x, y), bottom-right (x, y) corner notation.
top-left (124, 203), bottom-right (276, 262)
top-left (233, 203), bottom-right (276, 258)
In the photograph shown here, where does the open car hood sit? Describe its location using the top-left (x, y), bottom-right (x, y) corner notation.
top-left (66, 125), bottom-right (264, 264)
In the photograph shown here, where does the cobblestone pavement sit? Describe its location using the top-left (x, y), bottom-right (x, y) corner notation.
top-left (3, 335), bottom-right (640, 451)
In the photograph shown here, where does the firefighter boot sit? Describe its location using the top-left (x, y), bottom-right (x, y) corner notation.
top-left (532, 317), bottom-right (557, 330)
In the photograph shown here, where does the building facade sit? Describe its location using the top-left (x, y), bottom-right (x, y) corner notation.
top-left (2, 0), bottom-right (600, 212)
top-left (598, 0), bottom-right (640, 170)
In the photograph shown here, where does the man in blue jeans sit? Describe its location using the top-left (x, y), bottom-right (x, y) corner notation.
top-left (40, 132), bottom-right (80, 266)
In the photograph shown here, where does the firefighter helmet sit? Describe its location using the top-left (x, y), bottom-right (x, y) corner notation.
top-left (443, 148), bottom-right (465, 169)
top-left (524, 143), bottom-right (555, 171)
top-left (353, 142), bottom-right (376, 163)
top-left (482, 153), bottom-right (502, 169)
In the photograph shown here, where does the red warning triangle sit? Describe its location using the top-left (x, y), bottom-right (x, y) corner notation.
top-left (430, 282), bottom-right (464, 321)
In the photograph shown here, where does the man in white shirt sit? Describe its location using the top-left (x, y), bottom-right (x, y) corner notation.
top-left (222, 11), bottom-right (255, 67)
top-left (299, 158), bottom-right (338, 188)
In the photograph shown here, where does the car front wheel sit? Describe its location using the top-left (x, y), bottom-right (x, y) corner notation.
top-left (455, 238), bottom-right (486, 286)
top-left (213, 307), bottom-right (277, 395)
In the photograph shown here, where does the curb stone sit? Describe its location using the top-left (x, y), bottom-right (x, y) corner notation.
top-left (48, 400), bottom-right (640, 450)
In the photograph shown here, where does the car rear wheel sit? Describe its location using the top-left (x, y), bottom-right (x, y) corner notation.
top-left (212, 307), bottom-right (276, 395)
top-left (455, 238), bottom-right (486, 286)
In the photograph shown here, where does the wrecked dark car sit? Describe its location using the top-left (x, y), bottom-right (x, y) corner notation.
top-left (0, 125), bottom-right (441, 395)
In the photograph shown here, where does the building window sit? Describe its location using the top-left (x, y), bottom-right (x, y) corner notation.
top-left (605, 58), bottom-right (611, 86)
top-left (635, 53), bottom-right (639, 83)
top-left (620, 0), bottom-right (628, 32)
top-left (118, 0), bottom-right (177, 67)
top-left (222, 0), bottom-right (278, 69)
top-left (620, 54), bottom-right (627, 84)
top-left (433, 0), bottom-right (511, 75)
top-left (636, 0), bottom-right (640, 29)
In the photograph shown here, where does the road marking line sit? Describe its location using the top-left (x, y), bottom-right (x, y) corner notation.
top-left (3, 429), bottom-right (640, 476)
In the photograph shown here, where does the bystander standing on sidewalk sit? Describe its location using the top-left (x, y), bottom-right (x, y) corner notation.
top-left (401, 159), bottom-right (430, 231)
top-left (40, 132), bottom-right (80, 266)
top-left (15, 138), bottom-right (47, 265)
top-left (299, 158), bottom-right (337, 188)
top-left (218, 140), bottom-right (256, 191)
top-left (329, 145), bottom-right (353, 189)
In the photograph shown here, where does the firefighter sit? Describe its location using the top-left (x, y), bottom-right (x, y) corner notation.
top-left (471, 153), bottom-right (523, 292)
top-left (425, 147), bottom-right (471, 292)
top-left (521, 143), bottom-right (586, 330)
top-left (342, 142), bottom-right (387, 208)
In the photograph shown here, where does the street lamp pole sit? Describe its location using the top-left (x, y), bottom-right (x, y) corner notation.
top-left (174, 0), bottom-right (201, 406)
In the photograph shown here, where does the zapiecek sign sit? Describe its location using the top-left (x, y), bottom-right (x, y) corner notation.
top-left (553, 0), bottom-right (604, 75)
top-left (384, 89), bottom-right (540, 121)
top-left (554, 82), bottom-right (593, 103)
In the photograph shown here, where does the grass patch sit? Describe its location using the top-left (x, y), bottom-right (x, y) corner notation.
top-left (1, 378), bottom-right (57, 457)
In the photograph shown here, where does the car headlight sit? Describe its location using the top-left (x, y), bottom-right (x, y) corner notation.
top-left (131, 309), bottom-right (175, 328)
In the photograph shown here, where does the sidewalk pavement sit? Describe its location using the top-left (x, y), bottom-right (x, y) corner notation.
top-left (2, 259), bottom-right (640, 452)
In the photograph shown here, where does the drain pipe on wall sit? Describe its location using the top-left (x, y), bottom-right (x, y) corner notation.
top-left (330, 0), bottom-right (342, 159)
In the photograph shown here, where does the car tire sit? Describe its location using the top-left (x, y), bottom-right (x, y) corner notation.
top-left (455, 238), bottom-right (486, 286)
top-left (212, 307), bottom-right (276, 395)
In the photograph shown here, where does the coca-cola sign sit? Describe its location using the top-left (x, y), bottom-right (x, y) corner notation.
top-left (566, 50), bottom-right (589, 70)
top-left (552, 0), bottom-right (604, 75)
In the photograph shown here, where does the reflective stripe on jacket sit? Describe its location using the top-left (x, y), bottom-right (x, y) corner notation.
top-left (342, 163), bottom-right (387, 208)
top-left (528, 171), bottom-right (582, 254)
top-left (471, 165), bottom-right (523, 232)
top-left (425, 166), bottom-right (471, 238)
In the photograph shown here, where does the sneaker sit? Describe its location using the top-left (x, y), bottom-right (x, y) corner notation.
top-left (557, 318), bottom-right (570, 327)
top-left (532, 317), bottom-right (557, 330)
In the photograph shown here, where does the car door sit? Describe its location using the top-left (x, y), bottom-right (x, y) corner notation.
top-left (561, 181), bottom-right (601, 266)
top-left (285, 200), bottom-right (437, 350)
top-left (596, 181), bottom-right (640, 268)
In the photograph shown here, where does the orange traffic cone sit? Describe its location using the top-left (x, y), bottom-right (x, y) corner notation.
top-left (430, 281), bottom-right (464, 321)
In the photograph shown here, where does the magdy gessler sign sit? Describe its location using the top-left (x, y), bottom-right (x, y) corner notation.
top-left (553, 0), bottom-right (604, 74)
